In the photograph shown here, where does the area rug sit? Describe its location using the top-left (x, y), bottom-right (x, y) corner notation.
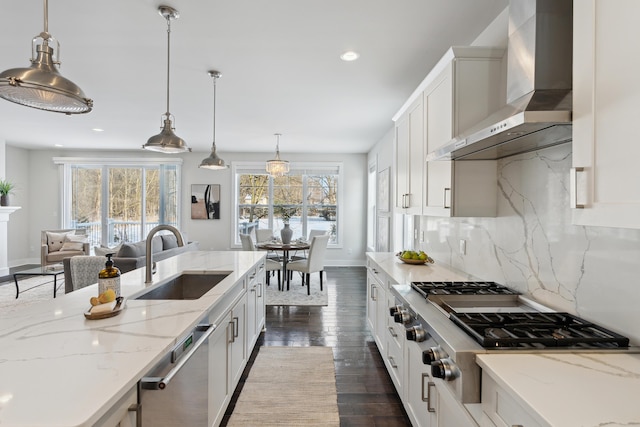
top-left (265, 274), bottom-right (328, 306)
top-left (0, 276), bottom-right (65, 314)
top-left (226, 346), bottom-right (339, 426)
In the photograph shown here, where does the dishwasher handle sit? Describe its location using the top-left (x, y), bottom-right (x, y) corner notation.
top-left (140, 323), bottom-right (216, 390)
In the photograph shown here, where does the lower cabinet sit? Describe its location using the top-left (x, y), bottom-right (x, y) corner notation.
top-left (481, 372), bottom-right (544, 427)
top-left (93, 386), bottom-right (137, 427)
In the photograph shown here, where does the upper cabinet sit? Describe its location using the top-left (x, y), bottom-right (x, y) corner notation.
top-left (424, 50), bottom-right (503, 217)
top-left (394, 95), bottom-right (424, 214)
top-left (572, 0), bottom-right (640, 229)
top-left (393, 47), bottom-right (504, 217)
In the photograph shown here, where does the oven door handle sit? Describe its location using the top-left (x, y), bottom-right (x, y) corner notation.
top-left (140, 323), bottom-right (216, 390)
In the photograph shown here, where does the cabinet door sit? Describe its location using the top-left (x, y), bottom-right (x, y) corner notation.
top-left (434, 380), bottom-right (477, 427)
top-left (395, 96), bottom-right (424, 213)
top-left (246, 273), bottom-right (257, 346)
top-left (572, 0), bottom-right (640, 229)
top-left (255, 271), bottom-right (265, 334)
top-left (395, 114), bottom-right (410, 209)
top-left (229, 298), bottom-right (247, 388)
top-left (404, 341), bottom-right (437, 427)
top-left (209, 312), bottom-right (231, 427)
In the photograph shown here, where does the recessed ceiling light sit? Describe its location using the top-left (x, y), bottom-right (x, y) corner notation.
top-left (92, 128), bottom-right (104, 132)
top-left (340, 51), bottom-right (359, 61)
top-left (54, 144), bottom-right (63, 147)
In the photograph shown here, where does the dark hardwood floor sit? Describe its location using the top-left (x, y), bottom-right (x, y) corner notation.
top-left (221, 266), bottom-right (411, 426)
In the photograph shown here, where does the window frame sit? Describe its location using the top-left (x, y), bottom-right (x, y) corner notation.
top-left (231, 161), bottom-right (344, 248)
top-left (54, 157), bottom-right (182, 247)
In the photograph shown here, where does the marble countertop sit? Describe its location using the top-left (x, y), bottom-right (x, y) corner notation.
top-left (366, 251), bottom-right (474, 284)
top-left (477, 353), bottom-right (640, 426)
top-left (0, 250), bottom-right (265, 427)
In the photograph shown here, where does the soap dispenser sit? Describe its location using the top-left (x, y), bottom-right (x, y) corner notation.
top-left (98, 253), bottom-right (121, 297)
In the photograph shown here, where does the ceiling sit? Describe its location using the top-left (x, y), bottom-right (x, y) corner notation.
top-left (0, 0), bottom-right (508, 155)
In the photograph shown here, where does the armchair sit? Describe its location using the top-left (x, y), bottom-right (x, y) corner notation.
top-left (41, 229), bottom-right (90, 266)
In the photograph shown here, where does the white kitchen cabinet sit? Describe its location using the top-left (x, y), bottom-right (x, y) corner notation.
top-left (209, 310), bottom-right (232, 427)
top-left (228, 296), bottom-right (247, 388)
top-left (367, 261), bottom-right (388, 353)
top-left (395, 95), bottom-right (424, 214)
top-left (571, 0), bottom-right (640, 229)
top-left (481, 372), bottom-right (545, 427)
top-left (93, 386), bottom-right (137, 427)
top-left (404, 341), bottom-right (437, 427)
top-left (246, 263), bottom-right (266, 349)
top-left (423, 48), bottom-right (502, 217)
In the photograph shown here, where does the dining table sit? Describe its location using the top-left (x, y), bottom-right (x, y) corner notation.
top-left (256, 241), bottom-right (310, 291)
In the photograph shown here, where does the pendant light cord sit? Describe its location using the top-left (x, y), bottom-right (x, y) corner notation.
top-left (43, 0), bottom-right (49, 34)
top-left (165, 15), bottom-right (172, 118)
top-left (212, 74), bottom-right (217, 149)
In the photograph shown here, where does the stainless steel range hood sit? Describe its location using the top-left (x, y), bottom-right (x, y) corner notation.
top-left (427, 0), bottom-right (573, 161)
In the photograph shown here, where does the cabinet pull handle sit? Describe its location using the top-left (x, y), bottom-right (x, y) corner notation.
top-left (228, 321), bottom-right (235, 343)
top-left (570, 167), bottom-right (585, 209)
top-left (427, 381), bottom-right (436, 412)
top-left (388, 326), bottom-right (397, 337)
top-left (257, 282), bottom-right (263, 298)
top-left (388, 356), bottom-right (397, 369)
top-left (233, 316), bottom-right (239, 338)
top-left (371, 284), bottom-right (377, 301)
top-left (128, 403), bottom-right (141, 427)
top-left (443, 188), bottom-right (451, 209)
top-left (421, 373), bottom-right (429, 402)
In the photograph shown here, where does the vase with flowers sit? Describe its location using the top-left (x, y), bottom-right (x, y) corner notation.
top-left (278, 207), bottom-right (293, 244)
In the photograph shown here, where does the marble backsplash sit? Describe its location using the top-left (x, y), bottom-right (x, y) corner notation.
top-left (417, 143), bottom-right (640, 345)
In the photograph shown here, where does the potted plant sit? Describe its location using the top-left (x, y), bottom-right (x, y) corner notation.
top-left (0, 179), bottom-right (15, 206)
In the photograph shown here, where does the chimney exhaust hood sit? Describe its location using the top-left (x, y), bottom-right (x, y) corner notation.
top-left (427, 0), bottom-right (573, 161)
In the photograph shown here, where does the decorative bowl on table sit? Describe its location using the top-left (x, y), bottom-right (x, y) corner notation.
top-left (396, 251), bottom-right (434, 265)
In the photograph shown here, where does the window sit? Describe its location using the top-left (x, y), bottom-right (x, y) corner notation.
top-left (55, 158), bottom-right (181, 248)
top-left (233, 162), bottom-right (342, 246)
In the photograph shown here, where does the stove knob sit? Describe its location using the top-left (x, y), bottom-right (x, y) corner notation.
top-left (389, 305), bottom-right (402, 317)
top-left (394, 309), bottom-right (412, 324)
top-left (431, 358), bottom-right (459, 381)
top-left (422, 347), bottom-right (447, 365)
top-left (405, 325), bottom-right (428, 342)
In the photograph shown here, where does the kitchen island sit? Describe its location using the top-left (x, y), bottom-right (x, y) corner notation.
top-left (0, 250), bottom-right (266, 427)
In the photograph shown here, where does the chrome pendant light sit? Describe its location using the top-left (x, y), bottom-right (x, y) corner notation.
top-left (266, 133), bottom-right (289, 176)
top-left (143, 5), bottom-right (191, 153)
top-left (199, 71), bottom-right (228, 170)
top-left (0, 0), bottom-right (92, 114)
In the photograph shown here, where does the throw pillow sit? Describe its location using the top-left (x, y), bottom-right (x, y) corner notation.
top-left (161, 234), bottom-right (178, 250)
top-left (94, 244), bottom-right (122, 257)
top-left (61, 234), bottom-right (88, 251)
top-left (46, 231), bottom-right (72, 252)
top-left (117, 241), bottom-right (146, 258)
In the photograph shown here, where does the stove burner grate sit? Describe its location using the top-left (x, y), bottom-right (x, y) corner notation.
top-left (411, 281), bottom-right (519, 297)
top-left (450, 312), bottom-right (630, 349)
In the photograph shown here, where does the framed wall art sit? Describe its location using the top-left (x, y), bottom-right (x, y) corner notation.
top-left (191, 184), bottom-right (221, 219)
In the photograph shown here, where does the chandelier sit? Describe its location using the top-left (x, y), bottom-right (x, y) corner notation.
top-left (266, 133), bottom-right (289, 176)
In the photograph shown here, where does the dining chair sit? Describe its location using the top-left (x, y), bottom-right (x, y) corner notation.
top-left (285, 234), bottom-right (330, 295)
top-left (67, 255), bottom-right (105, 292)
top-left (291, 229), bottom-right (327, 261)
top-left (240, 233), bottom-right (282, 288)
top-left (255, 228), bottom-right (282, 262)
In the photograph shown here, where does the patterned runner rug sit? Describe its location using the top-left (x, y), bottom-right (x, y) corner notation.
top-left (226, 346), bottom-right (339, 426)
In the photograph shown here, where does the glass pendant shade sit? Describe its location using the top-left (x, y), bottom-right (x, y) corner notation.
top-left (199, 70), bottom-right (227, 170)
top-left (266, 133), bottom-right (289, 176)
top-left (143, 6), bottom-right (190, 153)
top-left (0, 0), bottom-right (92, 114)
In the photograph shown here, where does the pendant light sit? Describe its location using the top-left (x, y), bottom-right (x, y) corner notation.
top-left (199, 71), bottom-right (227, 170)
top-left (266, 133), bottom-right (289, 176)
top-left (143, 6), bottom-right (191, 153)
top-left (0, 0), bottom-right (92, 114)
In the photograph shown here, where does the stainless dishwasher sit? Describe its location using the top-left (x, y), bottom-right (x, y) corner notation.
top-left (138, 322), bottom-right (217, 426)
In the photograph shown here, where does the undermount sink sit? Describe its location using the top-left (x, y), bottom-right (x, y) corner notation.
top-left (134, 272), bottom-right (231, 300)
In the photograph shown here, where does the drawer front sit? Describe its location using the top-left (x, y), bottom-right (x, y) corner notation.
top-left (482, 373), bottom-right (545, 427)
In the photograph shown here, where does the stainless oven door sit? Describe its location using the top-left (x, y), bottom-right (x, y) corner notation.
top-left (138, 323), bottom-right (216, 426)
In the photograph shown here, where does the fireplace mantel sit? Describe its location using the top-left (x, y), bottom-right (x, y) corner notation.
top-left (0, 206), bottom-right (21, 276)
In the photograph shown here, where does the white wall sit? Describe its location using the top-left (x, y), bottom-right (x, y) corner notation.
top-left (5, 147), bottom-right (368, 267)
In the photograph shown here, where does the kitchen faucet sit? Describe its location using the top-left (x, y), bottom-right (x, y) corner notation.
top-left (145, 224), bottom-right (184, 283)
